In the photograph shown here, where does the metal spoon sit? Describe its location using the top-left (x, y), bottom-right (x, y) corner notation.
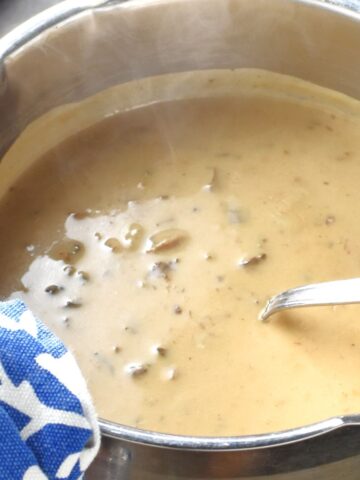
top-left (259, 278), bottom-right (360, 322)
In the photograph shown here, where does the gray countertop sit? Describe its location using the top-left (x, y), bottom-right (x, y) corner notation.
top-left (0, 0), bottom-right (62, 36)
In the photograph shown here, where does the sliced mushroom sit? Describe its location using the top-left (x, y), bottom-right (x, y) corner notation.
top-left (70, 210), bottom-right (94, 220)
top-left (104, 237), bottom-right (123, 253)
top-left (145, 229), bottom-right (187, 253)
top-left (44, 285), bottom-right (63, 295)
top-left (77, 271), bottom-right (90, 282)
top-left (238, 253), bottom-right (267, 267)
top-left (63, 265), bottom-right (76, 276)
top-left (64, 299), bottom-right (82, 308)
top-left (165, 367), bottom-right (178, 381)
top-left (125, 363), bottom-right (149, 378)
top-left (154, 345), bottom-right (167, 357)
top-left (173, 305), bottom-right (183, 315)
top-left (202, 167), bottom-right (217, 192)
top-left (325, 215), bottom-right (336, 225)
top-left (48, 239), bottom-right (84, 264)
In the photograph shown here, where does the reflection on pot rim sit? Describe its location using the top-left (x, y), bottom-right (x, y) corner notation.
top-left (99, 415), bottom-right (354, 450)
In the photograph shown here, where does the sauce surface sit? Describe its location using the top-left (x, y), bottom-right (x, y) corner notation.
top-left (1, 70), bottom-right (360, 436)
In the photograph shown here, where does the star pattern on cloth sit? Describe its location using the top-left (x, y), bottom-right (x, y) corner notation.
top-left (0, 300), bottom-right (100, 480)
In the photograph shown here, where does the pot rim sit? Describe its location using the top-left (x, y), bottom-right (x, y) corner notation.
top-left (1, 0), bottom-right (360, 451)
top-left (0, 0), bottom-right (359, 61)
top-left (99, 415), bottom-right (360, 450)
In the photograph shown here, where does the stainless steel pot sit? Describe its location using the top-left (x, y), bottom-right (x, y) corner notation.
top-left (1, 0), bottom-right (360, 478)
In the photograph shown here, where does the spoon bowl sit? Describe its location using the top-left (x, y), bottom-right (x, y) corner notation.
top-left (260, 278), bottom-right (360, 321)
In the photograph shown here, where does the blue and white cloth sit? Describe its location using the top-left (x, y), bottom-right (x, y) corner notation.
top-left (0, 299), bottom-right (100, 479)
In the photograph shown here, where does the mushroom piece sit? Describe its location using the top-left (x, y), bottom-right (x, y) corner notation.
top-left (125, 363), bottom-right (149, 378)
top-left (104, 237), bottom-right (123, 253)
top-left (145, 229), bottom-right (187, 253)
top-left (238, 253), bottom-right (267, 267)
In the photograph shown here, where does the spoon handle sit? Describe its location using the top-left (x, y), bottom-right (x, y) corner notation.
top-left (260, 278), bottom-right (360, 322)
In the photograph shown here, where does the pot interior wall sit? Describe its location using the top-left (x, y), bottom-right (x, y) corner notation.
top-left (0, 0), bottom-right (360, 156)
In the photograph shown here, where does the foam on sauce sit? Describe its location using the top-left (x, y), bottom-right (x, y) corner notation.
top-left (1, 69), bottom-right (360, 436)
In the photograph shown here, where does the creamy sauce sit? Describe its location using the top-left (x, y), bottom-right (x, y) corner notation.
top-left (1, 70), bottom-right (360, 436)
